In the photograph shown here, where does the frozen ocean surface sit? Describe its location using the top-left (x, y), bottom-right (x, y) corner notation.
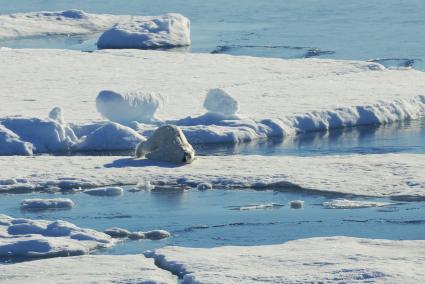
top-left (0, 0), bottom-right (424, 69)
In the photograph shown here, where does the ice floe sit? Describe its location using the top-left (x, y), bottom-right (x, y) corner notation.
top-left (149, 237), bottom-right (425, 283)
top-left (84, 186), bottom-right (124, 196)
top-left (323, 199), bottom-right (393, 209)
top-left (96, 90), bottom-right (163, 124)
top-left (135, 125), bottom-right (195, 164)
top-left (20, 198), bottom-right (74, 210)
top-left (104, 227), bottom-right (171, 240)
top-left (227, 203), bottom-right (284, 211)
top-left (0, 214), bottom-right (113, 258)
top-left (0, 254), bottom-right (176, 283)
top-left (97, 13), bottom-right (190, 49)
top-left (0, 153), bottom-right (423, 198)
top-left (0, 124), bottom-right (33, 156)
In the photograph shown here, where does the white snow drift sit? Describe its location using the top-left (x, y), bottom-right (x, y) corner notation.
top-left (136, 125), bottom-right (195, 163)
top-left (20, 198), bottom-right (74, 210)
top-left (0, 214), bottom-right (114, 258)
top-left (96, 90), bottom-right (163, 124)
top-left (150, 237), bottom-right (425, 283)
top-left (0, 254), bottom-right (176, 283)
top-left (97, 13), bottom-right (190, 49)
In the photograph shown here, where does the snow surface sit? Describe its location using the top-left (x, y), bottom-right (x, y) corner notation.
top-left (323, 199), bottom-right (393, 209)
top-left (97, 13), bottom-right (190, 49)
top-left (20, 198), bottom-right (74, 210)
top-left (0, 49), bottom-right (424, 148)
top-left (0, 254), bottom-right (176, 283)
top-left (0, 153), bottom-right (423, 198)
top-left (0, 214), bottom-right (113, 258)
top-left (150, 237), bottom-right (425, 283)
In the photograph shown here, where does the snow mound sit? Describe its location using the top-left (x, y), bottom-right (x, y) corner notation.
top-left (323, 199), bottom-right (392, 209)
top-left (0, 254), bottom-right (177, 283)
top-left (20, 198), bottom-right (74, 210)
top-left (97, 13), bottom-right (190, 49)
top-left (150, 237), bottom-right (425, 283)
top-left (84, 187), bottom-right (124, 196)
top-left (0, 124), bottom-right (33, 155)
top-left (136, 125), bottom-right (195, 163)
top-left (0, 215), bottom-right (114, 258)
top-left (204, 88), bottom-right (239, 116)
top-left (0, 117), bottom-right (77, 153)
top-left (96, 90), bottom-right (162, 124)
top-left (73, 122), bottom-right (145, 151)
top-left (289, 200), bottom-right (304, 209)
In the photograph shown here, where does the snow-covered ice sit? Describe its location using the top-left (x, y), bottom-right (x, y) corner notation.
top-left (136, 125), bottom-right (195, 164)
top-left (0, 124), bottom-right (33, 156)
top-left (203, 88), bottom-right (239, 116)
top-left (0, 49), bottom-right (424, 148)
top-left (0, 254), bottom-right (176, 283)
top-left (0, 153), bottom-right (423, 198)
top-left (228, 203), bottom-right (284, 211)
top-left (196, 182), bottom-right (213, 191)
top-left (84, 186), bottom-right (124, 196)
top-left (97, 13), bottom-right (190, 49)
top-left (96, 90), bottom-right (163, 124)
top-left (150, 237), bottom-right (425, 283)
top-left (20, 198), bottom-right (74, 210)
top-left (0, 214), bottom-right (114, 258)
top-left (323, 199), bottom-right (393, 209)
top-left (104, 227), bottom-right (170, 240)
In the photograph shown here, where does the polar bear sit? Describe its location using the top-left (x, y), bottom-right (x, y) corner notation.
top-left (135, 125), bottom-right (195, 164)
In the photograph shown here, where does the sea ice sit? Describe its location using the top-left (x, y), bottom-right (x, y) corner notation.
top-left (135, 125), bottom-right (195, 163)
top-left (131, 178), bottom-right (155, 191)
top-left (150, 237), bottom-right (425, 283)
top-left (0, 124), bottom-right (33, 155)
top-left (104, 227), bottom-right (131, 238)
top-left (20, 198), bottom-right (75, 210)
top-left (73, 122), bottom-right (145, 151)
top-left (323, 199), bottom-right (392, 209)
top-left (0, 215), bottom-right (113, 258)
top-left (97, 13), bottom-right (190, 49)
top-left (96, 90), bottom-right (162, 124)
top-left (103, 227), bottom-right (170, 240)
top-left (144, 230), bottom-right (171, 240)
top-left (84, 187), bottom-right (124, 196)
top-left (203, 88), bottom-right (239, 116)
top-left (196, 182), bottom-right (213, 191)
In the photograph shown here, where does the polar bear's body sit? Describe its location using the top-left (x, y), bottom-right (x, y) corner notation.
top-left (135, 125), bottom-right (195, 164)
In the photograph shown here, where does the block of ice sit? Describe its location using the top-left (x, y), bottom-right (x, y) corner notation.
top-left (323, 199), bottom-right (392, 209)
top-left (144, 230), bottom-right (171, 240)
top-left (0, 215), bottom-right (113, 258)
top-left (136, 125), bottom-right (195, 163)
top-left (104, 227), bottom-right (131, 238)
top-left (84, 187), bottom-right (124, 196)
top-left (0, 124), bottom-right (33, 155)
top-left (96, 90), bottom-right (162, 124)
top-left (97, 13), bottom-right (190, 49)
top-left (73, 122), bottom-right (145, 151)
top-left (20, 198), bottom-right (74, 210)
top-left (203, 88), bottom-right (239, 116)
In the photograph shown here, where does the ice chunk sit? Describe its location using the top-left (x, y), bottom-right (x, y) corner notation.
top-left (289, 200), bottom-right (304, 209)
top-left (104, 227), bottom-right (131, 238)
top-left (131, 178), bottom-right (155, 192)
top-left (144, 230), bottom-right (171, 240)
top-left (203, 88), bottom-right (239, 116)
top-left (96, 90), bottom-right (162, 124)
top-left (0, 117), bottom-right (77, 153)
top-left (21, 198), bottom-right (74, 210)
top-left (323, 199), bottom-right (392, 209)
top-left (0, 215), bottom-right (113, 258)
top-left (84, 187), bottom-right (124, 196)
top-left (196, 182), bottom-right (213, 191)
top-left (128, 232), bottom-right (146, 240)
top-left (0, 124), bottom-right (33, 155)
top-left (229, 203), bottom-right (284, 211)
top-left (97, 13), bottom-right (190, 49)
top-left (135, 125), bottom-right (195, 164)
top-left (48, 107), bottom-right (65, 125)
top-left (73, 122), bottom-right (145, 151)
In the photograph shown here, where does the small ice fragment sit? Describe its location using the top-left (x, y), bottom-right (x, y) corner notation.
top-left (84, 187), bottom-right (124, 196)
top-left (104, 227), bottom-right (131, 238)
top-left (131, 178), bottom-right (155, 192)
top-left (203, 88), bottom-right (239, 116)
top-left (128, 232), bottom-right (146, 240)
top-left (20, 198), bottom-right (74, 210)
top-left (289, 200), bottom-right (304, 209)
top-left (143, 230), bottom-right (171, 240)
top-left (323, 199), bottom-right (391, 209)
top-left (135, 125), bottom-right (195, 164)
top-left (196, 182), bottom-right (212, 191)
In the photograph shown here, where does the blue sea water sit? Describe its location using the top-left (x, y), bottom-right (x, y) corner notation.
top-left (0, 0), bottom-right (425, 69)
